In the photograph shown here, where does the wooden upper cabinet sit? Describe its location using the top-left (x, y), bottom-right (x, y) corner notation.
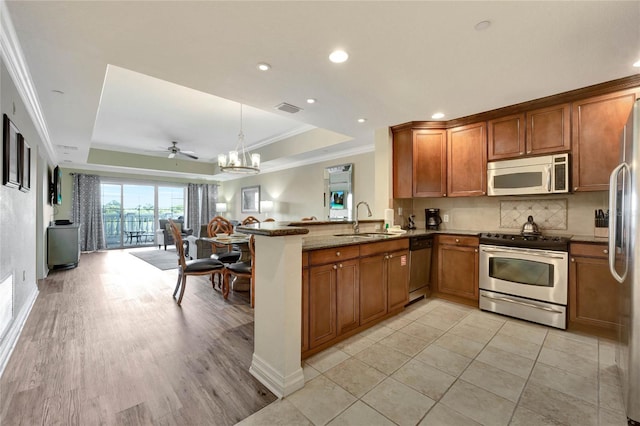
top-left (392, 127), bottom-right (446, 198)
top-left (526, 103), bottom-right (571, 155)
top-left (487, 104), bottom-right (569, 161)
top-left (413, 129), bottom-right (447, 197)
top-left (487, 113), bottom-right (526, 160)
top-left (392, 128), bottom-right (413, 198)
top-left (572, 89), bottom-right (637, 192)
top-left (447, 122), bottom-right (487, 197)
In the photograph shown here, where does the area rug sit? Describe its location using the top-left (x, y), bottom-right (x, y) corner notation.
top-left (130, 248), bottom-right (179, 270)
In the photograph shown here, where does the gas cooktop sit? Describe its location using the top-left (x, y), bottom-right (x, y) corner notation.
top-left (479, 232), bottom-right (570, 251)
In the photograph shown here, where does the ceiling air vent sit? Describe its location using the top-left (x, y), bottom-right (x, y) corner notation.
top-left (56, 144), bottom-right (78, 150)
top-left (275, 102), bottom-right (303, 114)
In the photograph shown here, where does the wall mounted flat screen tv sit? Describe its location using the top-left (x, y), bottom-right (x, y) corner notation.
top-left (330, 190), bottom-right (345, 209)
top-left (51, 165), bottom-right (62, 205)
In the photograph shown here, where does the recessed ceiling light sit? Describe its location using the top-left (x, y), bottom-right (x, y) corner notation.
top-left (431, 112), bottom-right (445, 119)
top-left (306, 98), bottom-right (316, 104)
top-left (357, 118), bottom-right (367, 123)
top-left (474, 20), bottom-right (491, 31)
top-left (633, 60), bottom-right (640, 68)
top-left (257, 63), bottom-right (271, 71)
top-left (329, 50), bottom-right (349, 63)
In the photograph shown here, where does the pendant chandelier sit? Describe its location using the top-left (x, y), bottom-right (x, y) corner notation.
top-left (218, 104), bottom-right (260, 174)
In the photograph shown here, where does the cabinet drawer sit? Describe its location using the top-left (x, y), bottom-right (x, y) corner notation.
top-left (570, 243), bottom-right (609, 259)
top-left (310, 245), bottom-right (360, 265)
top-left (359, 238), bottom-right (409, 257)
top-left (438, 234), bottom-right (479, 247)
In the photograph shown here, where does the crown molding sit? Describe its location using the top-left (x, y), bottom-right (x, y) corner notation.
top-left (0, 0), bottom-right (57, 164)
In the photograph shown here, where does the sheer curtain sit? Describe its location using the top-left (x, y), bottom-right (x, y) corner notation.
top-left (72, 174), bottom-right (106, 251)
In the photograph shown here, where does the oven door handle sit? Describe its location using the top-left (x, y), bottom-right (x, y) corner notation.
top-left (481, 293), bottom-right (564, 314)
top-left (480, 247), bottom-right (565, 259)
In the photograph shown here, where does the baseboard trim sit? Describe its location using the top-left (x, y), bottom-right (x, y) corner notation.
top-left (249, 353), bottom-right (304, 399)
top-left (0, 287), bottom-right (39, 378)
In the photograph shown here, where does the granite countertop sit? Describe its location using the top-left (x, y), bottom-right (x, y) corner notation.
top-left (237, 220), bottom-right (607, 249)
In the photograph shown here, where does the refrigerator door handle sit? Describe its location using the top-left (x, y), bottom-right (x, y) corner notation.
top-left (608, 162), bottom-right (629, 283)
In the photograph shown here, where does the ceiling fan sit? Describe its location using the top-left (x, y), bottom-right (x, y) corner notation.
top-left (165, 141), bottom-right (198, 160)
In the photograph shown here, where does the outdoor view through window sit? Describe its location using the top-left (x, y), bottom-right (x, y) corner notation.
top-left (101, 183), bottom-right (185, 248)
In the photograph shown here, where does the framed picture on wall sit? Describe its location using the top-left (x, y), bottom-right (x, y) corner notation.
top-left (19, 135), bottom-right (30, 192)
top-left (241, 185), bottom-right (260, 213)
top-left (3, 114), bottom-right (21, 188)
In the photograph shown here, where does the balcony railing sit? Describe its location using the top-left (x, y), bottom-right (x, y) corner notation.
top-left (102, 209), bottom-right (183, 248)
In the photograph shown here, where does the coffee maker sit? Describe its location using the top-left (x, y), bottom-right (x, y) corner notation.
top-left (425, 208), bottom-right (443, 230)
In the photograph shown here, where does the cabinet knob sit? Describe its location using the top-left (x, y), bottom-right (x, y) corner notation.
top-left (339, 263), bottom-right (343, 268)
top-left (474, 249), bottom-right (478, 253)
top-left (443, 194), bottom-right (447, 197)
top-left (574, 187), bottom-right (578, 191)
top-left (455, 238), bottom-right (460, 243)
top-left (520, 152), bottom-right (524, 155)
top-left (333, 264), bottom-right (338, 270)
top-left (603, 249), bottom-right (609, 254)
top-left (336, 251), bottom-right (341, 257)
top-left (384, 255), bottom-right (389, 260)
top-left (571, 258), bottom-right (575, 262)
top-left (389, 254), bottom-right (393, 259)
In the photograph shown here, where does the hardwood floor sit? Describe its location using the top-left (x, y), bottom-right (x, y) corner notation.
top-left (0, 249), bottom-right (276, 425)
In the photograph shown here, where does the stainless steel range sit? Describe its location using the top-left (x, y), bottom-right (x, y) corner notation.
top-left (478, 232), bottom-right (570, 329)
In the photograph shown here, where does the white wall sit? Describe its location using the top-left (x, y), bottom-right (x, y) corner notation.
top-left (220, 151), bottom-right (376, 222)
top-left (0, 57), bottom-right (49, 374)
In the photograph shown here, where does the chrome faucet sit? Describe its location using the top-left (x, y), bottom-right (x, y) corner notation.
top-left (353, 201), bottom-right (372, 233)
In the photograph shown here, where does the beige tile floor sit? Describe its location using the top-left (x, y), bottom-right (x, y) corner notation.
top-left (239, 298), bottom-right (628, 426)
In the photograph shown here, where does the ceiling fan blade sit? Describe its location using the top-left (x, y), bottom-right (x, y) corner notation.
top-left (168, 152), bottom-right (176, 159)
top-left (181, 150), bottom-right (196, 155)
top-left (180, 152), bottom-right (199, 160)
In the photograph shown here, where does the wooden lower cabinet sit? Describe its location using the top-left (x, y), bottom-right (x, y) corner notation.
top-left (435, 235), bottom-right (479, 304)
top-left (336, 259), bottom-right (360, 335)
top-left (569, 242), bottom-right (620, 336)
top-left (302, 238), bottom-right (410, 358)
top-left (359, 254), bottom-right (388, 325)
top-left (308, 263), bottom-right (337, 349)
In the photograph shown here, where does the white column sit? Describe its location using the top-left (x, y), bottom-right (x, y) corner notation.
top-left (249, 234), bottom-right (304, 398)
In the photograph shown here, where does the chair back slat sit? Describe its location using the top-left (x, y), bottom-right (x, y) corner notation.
top-left (168, 219), bottom-right (187, 269)
top-left (242, 216), bottom-right (260, 225)
top-left (207, 216), bottom-right (234, 237)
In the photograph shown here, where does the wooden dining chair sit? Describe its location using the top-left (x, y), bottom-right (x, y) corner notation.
top-left (242, 216), bottom-right (260, 225)
top-left (169, 219), bottom-right (225, 306)
top-left (223, 235), bottom-right (256, 306)
top-left (207, 216), bottom-right (241, 287)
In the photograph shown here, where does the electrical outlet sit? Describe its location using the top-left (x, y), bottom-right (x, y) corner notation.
top-left (443, 214), bottom-right (450, 223)
top-left (398, 207), bottom-right (403, 216)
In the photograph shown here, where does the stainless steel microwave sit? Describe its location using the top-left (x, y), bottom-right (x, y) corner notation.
top-left (487, 153), bottom-right (569, 196)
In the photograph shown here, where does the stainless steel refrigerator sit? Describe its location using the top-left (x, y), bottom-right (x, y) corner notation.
top-left (609, 98), bottom-right (640, 425)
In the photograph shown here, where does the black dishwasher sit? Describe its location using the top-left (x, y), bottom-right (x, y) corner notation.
top-left (408, 234), bottom-right (433, 304)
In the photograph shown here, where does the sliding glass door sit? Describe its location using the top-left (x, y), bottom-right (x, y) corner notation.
top-left (101, 182), bottom-right (185, 249)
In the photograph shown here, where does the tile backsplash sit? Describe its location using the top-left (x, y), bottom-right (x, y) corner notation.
top-left (500, 199), bottom-right (567, 231)
top-left (403, 191), bottom-right (609, 237)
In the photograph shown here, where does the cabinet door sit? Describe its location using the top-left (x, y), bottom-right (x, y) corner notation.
top-left (526, 103), bottom-right (570, 155)
top-left (569, 249), bottom-right (620, 331)
top-left (447, 123), bottom-right (487, 197)
top-left (487, 113), bottom-right (526, 161)
top-left (302, 267), bottom-right (309, 352)
top-left (393, 128), bottom-right (413, 198)
top-left (572, 90), bottom-right (636, 192)
top-left (359, 254), bottom-right (388, 325)
top-left (414, 129), bottom-right (447, 197)
top-left (309, 264), bottom-right (337, 348)
top-left (437, 244), bottom-right (479, 301)
top-left (336, 259), bottom-right (360, 335)
top-left (387, 250), bottom-right (409, 312)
